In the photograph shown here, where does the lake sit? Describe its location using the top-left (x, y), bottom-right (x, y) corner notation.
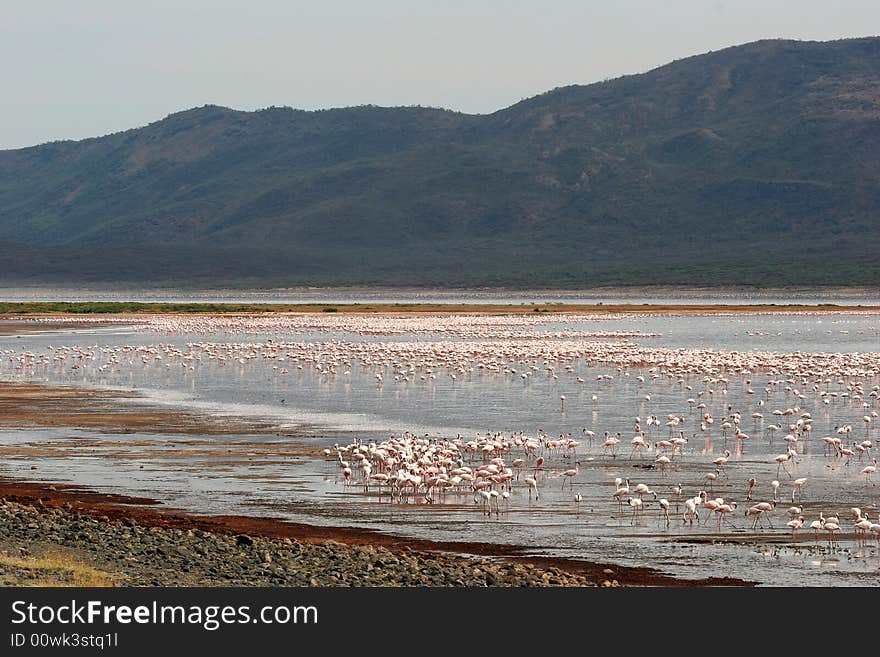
top-left (1, 308), bottom-right (878, 586)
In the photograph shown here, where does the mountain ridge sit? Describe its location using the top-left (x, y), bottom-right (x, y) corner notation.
top-left (1, 37), bottom-right (879, 288)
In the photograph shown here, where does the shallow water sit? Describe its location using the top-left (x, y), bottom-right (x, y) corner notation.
top-left (1, 310), bottom-right (878, 586)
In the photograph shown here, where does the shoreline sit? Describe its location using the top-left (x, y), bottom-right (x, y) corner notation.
top-left (0, 479), bottom-right (753, 587)
top-left (1, 301), bottom-right (879, 318)
top-left (1, 284), bottom-right (878, 299)
top-left (0, 381), bottom-right (752, 587)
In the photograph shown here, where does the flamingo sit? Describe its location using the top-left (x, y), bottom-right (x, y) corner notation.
top-left (745, 501), bottom-right (776, 529)
top-left (771, 480), bottom-right (780, 502)
top-left (786, 515), bottom-right (805, 538)
top-left (655, 454), bottom-right (671, 474)
top-left (702, 497), bottom-right (723, 525)
top-left (715, 501), bottom-right (738, 529)
top-left (791, 478), bottom-right (807, 503)
top-left (627, 497), bottom-right (643, 525)
top-left (630, 434), bottom-right (651, 459)
top-left (854, 512), bottom-right (872, 544)
top-left (746, 477), bottom-right (757, 501)
top-left (861, 457), bottom-right (877, 484)
top-left (612, 479), bottom-right (630, 509)
top-left (713, 449), bottom-right (731, 477)
top-left (369, 472), bottom-right (390, 500)
top-left (658, 498), bottom-right (670, 526)
top-left (603, 434), bottom-right (620, 458)
top-left (488, 490), bottom-right (501, 516)
top-left (774, 448), bottom-right (796, 478)
top-left (683, 492), bottom-right (703, 526)
top-left (524, 476), bottom-right (539, 500)
top-left (533, 456), bottom-right (545, 479)
top-left (823, 518), bottom-right (840, 547)
top-left (560, 462), bottom-right (580, 489)
top-left (476, 489), bottom-right (493, 516)
top-left (704, 470), bottom-right (719, 491)
top-left (633, 482), bottom-right (656, 501)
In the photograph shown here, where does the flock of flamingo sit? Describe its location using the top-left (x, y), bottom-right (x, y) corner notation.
top-left (4, 311), bottom-right (880, 559)
top-left (321, 420), bottom-right (878, 549)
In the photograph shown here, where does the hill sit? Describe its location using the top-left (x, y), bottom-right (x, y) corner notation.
top-left (1, 37), bottom-right (879, 288)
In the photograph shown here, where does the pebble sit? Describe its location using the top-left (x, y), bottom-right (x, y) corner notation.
top-left (0, 499), bottom-right (598, 587)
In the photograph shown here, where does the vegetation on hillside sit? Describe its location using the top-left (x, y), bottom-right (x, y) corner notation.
top-left (1, 38), bottom-right (878, 288)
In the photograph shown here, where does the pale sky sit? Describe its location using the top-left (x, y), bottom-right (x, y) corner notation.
top-left (1, 0), bottom-right (878, 149)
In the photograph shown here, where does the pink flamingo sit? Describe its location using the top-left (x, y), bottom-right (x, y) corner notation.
top-left (559, 462), bottom-right (579, 489)
top-left (786, 515), bottom-right (804, 538)
top-left (862, 457), bottom-right (877, 484)
top-left (524, 476), bottom-right (539, 500)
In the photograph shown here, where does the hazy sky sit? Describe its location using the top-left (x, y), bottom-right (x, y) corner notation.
top-left (2, 0), bottom-right (878, 149)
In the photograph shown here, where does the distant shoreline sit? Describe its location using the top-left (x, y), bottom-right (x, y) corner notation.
top-left (2, 284), bottom-right (879, 297)
top-left (1, 301), bottom-right (880, 318)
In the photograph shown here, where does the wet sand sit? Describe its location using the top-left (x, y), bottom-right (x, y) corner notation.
top-left (0, 319), bottom-right (124, 334)
top-left (0, 382), bottom-right (284, 436)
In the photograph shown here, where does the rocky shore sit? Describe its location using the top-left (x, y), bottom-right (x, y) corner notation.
top-left (0, 497), bottom-right (602, 587)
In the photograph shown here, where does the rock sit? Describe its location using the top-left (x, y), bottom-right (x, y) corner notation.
top-left (602, 568), bottom-right (614, 575)
top-left (0, 497), bottom-right (600, 588)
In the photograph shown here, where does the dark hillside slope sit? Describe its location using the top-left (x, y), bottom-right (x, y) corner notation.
top-left (1, 37), bottom-right (878, 287)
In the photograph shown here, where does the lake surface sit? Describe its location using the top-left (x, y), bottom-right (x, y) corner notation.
top-left (1, 309), bottom-right (878, 586)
